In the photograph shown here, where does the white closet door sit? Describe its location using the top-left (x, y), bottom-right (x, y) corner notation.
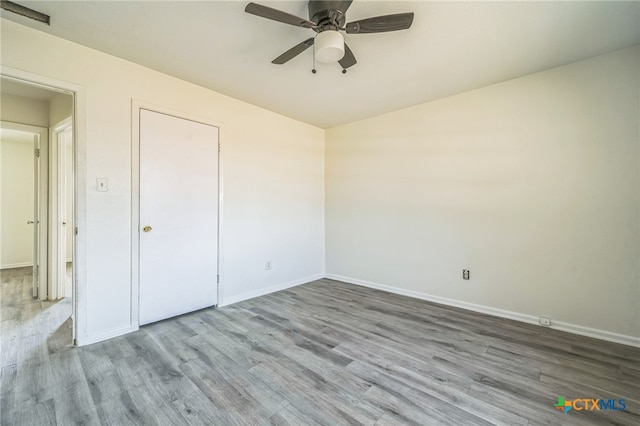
top-left (139, 109), bottom-right (218, 325)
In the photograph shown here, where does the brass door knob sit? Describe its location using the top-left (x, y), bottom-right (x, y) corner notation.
top-left (143, 226), bottom-right (152, 232)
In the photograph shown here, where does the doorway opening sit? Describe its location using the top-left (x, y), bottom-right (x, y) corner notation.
top-left (0, 76), bottom-right (76, 347)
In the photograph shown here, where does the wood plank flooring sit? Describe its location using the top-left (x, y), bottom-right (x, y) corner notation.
top-left (1, 267), bottom-right (639, 425)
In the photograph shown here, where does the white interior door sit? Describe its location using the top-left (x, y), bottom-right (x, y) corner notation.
top-left (57, 125), bottom-right (72, 299)
top-left (49, 120), bottom-right (72, 300)
top-left (58, 127), bottom-right (69, 298)
top-left (32, 133), bottom-right (40, 297)
top-left (139, 109), bottom-right (219, 325)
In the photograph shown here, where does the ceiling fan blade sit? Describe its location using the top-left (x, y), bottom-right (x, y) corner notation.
top-left (339, 43), bottom-right (357, 69)
top-left (333, 0), bottom-right (354, 14)
top-left (245, 2), bottom-right (317, 28)
top-left (272, 38), bottom-right (315, 64)
top-left (345, 12), bottom-right (414, 34)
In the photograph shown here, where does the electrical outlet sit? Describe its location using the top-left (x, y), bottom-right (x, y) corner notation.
top-left (462, 269), bottom-right (470, 280)
top-left (539, 317), bottom-right (551, 327)
top-left (265, 260), bottom-right (272, 271)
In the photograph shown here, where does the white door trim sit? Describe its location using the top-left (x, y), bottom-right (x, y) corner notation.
top-left (130, 100), bottom-right (224, 329)
top-left (1, 66), bottom-right (86, 345)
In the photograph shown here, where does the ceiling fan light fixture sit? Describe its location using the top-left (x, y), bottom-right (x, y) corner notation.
top-left (314, 30), bottom-right (344, 63)
top-left (245, 1), bottom-right (416, 70)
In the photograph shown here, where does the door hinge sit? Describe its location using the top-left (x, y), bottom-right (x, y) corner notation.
top-left (217, 274), bottom-right (219, 284)
top-left (34, 148), bottom-right (40, 158)
top-left (218, 142), bottom-right (221, 153)
top-left (34, 265), bottom-right (39, 276)
top-left (75, 227), bottom-right (78, 235)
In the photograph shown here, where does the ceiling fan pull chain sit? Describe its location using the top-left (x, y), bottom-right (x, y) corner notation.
top-left (312, 38), bottom-right (317, 74)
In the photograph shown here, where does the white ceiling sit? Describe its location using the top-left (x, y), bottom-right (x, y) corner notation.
top-left (2, 1), bottom-right (639, 128)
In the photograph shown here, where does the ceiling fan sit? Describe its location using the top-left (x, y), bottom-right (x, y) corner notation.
top-left (245, 0), bottom-right (414, 72)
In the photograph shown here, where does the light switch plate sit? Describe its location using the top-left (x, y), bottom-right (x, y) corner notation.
top-left (97, 178), bottom-right (108, 192)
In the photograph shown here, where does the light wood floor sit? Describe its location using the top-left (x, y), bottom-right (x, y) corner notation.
top-left (1, 268), bottom-right (639, 425)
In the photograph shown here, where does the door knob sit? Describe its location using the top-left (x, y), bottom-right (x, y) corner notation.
top-left (143, 226), bottom-right (152, 232)
top-left (27, 220), bottom-right (34, 224)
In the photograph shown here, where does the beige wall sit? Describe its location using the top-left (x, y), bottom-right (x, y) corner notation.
top-left (1, 137), bottom-right (34, 267)
top-left (50, 93), bottom-right (73, 127)
top-left (1, 19), bottom-right (325, 344)
top-left (326, 47), bottom-right (640, 341)
top-left (0, 93), bottom-right (49, 127)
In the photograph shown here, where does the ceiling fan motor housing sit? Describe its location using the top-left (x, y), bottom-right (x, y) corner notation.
top-left (309, 0), bottom-right (347, 30)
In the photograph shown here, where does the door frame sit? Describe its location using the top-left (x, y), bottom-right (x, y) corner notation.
top-left (1, 66), bottom-right (86, 345)
top-left (0, 121), bottom-right (48, 299)
top-left (130, 100), bottom-right (223, 329)
top-left (50, 117), bottom-right (73, 300)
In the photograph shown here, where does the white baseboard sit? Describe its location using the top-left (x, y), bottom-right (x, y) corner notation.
top-left (549, 321), bottom-right (640, 348)
top-left (1, 262), bottom-right (33, 270)
top-left (220, 273), bottom-right (325, 307)
top-left (325, 273), bottom-right (640, 349)
top-left (78, 325), bottom-right (138, 347)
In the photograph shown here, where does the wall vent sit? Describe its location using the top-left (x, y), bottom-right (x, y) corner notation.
top-left (1, 1), bottom-right (50, 25)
